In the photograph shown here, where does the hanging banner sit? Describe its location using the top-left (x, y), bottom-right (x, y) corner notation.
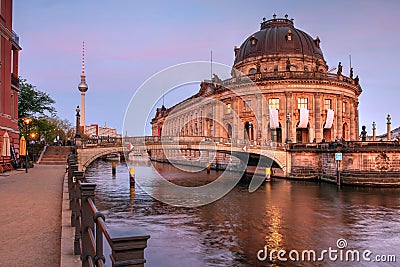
top-left (269, 109), bottom-right (279, 129)
top-left (324, 109), bottom-right (334, 129)
top-left (298, 108), bottom-right (309, 128)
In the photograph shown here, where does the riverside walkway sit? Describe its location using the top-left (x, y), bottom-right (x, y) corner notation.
top-left (0, 165), bottom-right (67, 266)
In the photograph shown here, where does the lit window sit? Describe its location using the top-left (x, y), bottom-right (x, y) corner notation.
top-left (324, 99), bottom-right (332, 110)
top-left (286, 30), bottom-right (292, 41)
top-left (250, 35), bottom-right (257, 46)
top-left (298, 98), bottom-right (308, 109)
top-left (269, 98), bottom-right (279, 109)
top-left (227, 103), bottom-right (231, 114)
top-left (343, 102), bottom-right (347, 113)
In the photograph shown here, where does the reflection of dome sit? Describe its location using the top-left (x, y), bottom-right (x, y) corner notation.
top-left (234, 16), bottom-right (324, 64)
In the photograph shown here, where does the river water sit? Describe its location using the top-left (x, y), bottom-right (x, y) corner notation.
top-left (86, 160), bottom-right (400, 267)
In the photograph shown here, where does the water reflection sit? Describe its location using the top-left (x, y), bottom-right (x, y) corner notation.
top-left (86, 160), bottom-right (400, 267)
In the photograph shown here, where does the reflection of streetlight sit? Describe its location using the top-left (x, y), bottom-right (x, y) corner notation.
top-left (22, 117), bottom-right (32, 173)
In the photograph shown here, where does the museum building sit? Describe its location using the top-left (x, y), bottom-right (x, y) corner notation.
top-left (151, 15), bottom-right (362, 144)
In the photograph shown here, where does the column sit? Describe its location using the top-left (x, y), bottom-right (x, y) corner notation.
top-left (309, 94), bottom-right (315, 142)
top-left (387, 115), bottom-right (392, 141)
top-left (255, 95), bottom-right (261, 141)
top-left (336, 95), bottom-right (343, 138)
top-left (350, 99), bottom-right (356, 140)
top-left (314, 93), bottom-right (322, 142)
top-left (285, 92), bottom-right (293, 143)
top-left (81, 92), bottom-right (86, 133)
top-left (262, 94), bottom-right (268, 144)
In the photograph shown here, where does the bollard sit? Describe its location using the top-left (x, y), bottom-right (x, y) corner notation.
top-left (112, 161), bottom-right (117, 176)
top-left (129, 167), bottom-right (135, 187)
top-left (207, 163), bottom-right (211, 174)
top-left (265, 167), bottom-right (271, 182)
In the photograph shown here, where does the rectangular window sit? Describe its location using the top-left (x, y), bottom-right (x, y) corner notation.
top-left (324, 99), bottom-right (332, 110)
top-left (297, 98), bottom-right (308, 109)
top-left (269, 98), bottom-right (279, 110)
top-left (11, 93), bottom-right (14, 119)
top-left (227, 103), bottom-right (231, 114)
top-left (343, 102), bottom-right (347, 113)
top-left (244, 100), bottom-right (252, 111)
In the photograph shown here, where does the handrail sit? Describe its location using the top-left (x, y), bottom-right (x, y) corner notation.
top-left (67, 153), bottom-right (150, 267)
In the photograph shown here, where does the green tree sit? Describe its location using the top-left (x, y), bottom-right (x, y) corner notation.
top-left (17, 78), bottom-right (74, 144)
top-left (18, 78), bottom-right (56, 119)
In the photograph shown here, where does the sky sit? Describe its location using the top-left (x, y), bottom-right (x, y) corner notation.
top-left (13, 0), bottom-right (400, 135)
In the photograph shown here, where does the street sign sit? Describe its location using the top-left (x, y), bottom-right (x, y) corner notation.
top-left (127, 143), bottom-right (134, 150)
top-left (335, 153), bottom-right (342, 161)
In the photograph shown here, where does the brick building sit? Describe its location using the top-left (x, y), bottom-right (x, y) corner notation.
top-left (0, 0), bottom-right (21, 162)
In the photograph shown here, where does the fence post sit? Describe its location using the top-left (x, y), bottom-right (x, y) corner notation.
top-left (80, 182), bottom-right (96, 267)
top-left (108, 228), bottom-right (150, 267)
top-left (68, 164), bottom-right (79, 209)
top-left (71, 171), bottom-right (84, 226)
top-left (72, 171), bottom-right (84, 255)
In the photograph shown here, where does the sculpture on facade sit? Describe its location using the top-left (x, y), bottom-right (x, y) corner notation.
top-left (361, 125), bottom-right (367, 141)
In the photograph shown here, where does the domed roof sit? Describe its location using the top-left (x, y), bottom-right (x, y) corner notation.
top-left (234, 16), bottom-right (324, 64)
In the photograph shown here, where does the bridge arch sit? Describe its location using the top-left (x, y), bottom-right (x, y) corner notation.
top-left (78, 147), bottom-right (124, 172)
top-left (217, 150), bottom-right (286, 172)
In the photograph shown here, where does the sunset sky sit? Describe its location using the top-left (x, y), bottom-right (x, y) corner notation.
top-left (14, 0), bottom-right (400, 135)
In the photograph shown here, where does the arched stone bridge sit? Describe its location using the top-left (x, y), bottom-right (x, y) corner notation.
top-left (76, 136), bottom-right (290, 174)
top-left (76, 136), bottom-right (400, 186)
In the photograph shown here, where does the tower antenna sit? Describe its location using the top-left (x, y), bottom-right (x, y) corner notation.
top-left (349, 54), bottom-right (352, 69)
top-left (211, 50), bottom-right (213, 80)
top-left (82, 41), bottom-right (85, 75)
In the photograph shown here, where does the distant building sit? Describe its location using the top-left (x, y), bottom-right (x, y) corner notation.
top-left (98, 126), bottom-right (118, 137)
top-left (0, 0), bottom-right (22, 157)
top-left (84, 124), bottom-right (98, 137)
top-left (84, 124), bottom-right (120, 138)
top-left (152, 16), bottom-right (362, 143)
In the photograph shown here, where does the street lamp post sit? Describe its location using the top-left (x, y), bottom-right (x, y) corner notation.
top-left (74, 106), bottom-right (82, 148)
top-left (30, 132), bottom-right (37, 162)
top-left (22, 118), bottom-right (32, 173)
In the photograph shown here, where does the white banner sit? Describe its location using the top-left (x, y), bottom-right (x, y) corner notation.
top-left (269, 109), bottom-right (279, 129)
top-left (298, 108), bottom-right (309, 128)
top-left (324, 109), bottom-right (334, 129)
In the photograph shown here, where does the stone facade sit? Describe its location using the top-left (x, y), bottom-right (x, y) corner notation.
top-left (151, 16), bottom-right (361, 144)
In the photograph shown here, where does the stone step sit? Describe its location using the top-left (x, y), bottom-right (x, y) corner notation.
top-left (38, 146), bottom-right (71, 165)
top-left (40, 161), bottom-right (67, 165)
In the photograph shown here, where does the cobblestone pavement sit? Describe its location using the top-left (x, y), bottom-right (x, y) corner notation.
top-left (0, 165), bottom-right (65, 267)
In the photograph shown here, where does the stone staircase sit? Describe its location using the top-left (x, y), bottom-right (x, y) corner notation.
top-left (39, 146), bottom-right (72, 165)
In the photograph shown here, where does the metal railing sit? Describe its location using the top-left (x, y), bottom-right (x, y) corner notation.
top-left (289, 140), bottom-right (400, 152)
top-left (81, 137), bottom-right (123, 147)
top-left (221, 70), bottom-right (361, 89)
top-left (11, 73), bottom-right (19, 88)
top-left (12, 30), bottom-right (20, 46)
top-left (67, 154), bottom-right (149, 266)
top-left (123, 135), bottom-right (287, 150)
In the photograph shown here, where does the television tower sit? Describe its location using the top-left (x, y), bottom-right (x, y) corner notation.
top-left (78, 41), bottom-right (89, 133)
